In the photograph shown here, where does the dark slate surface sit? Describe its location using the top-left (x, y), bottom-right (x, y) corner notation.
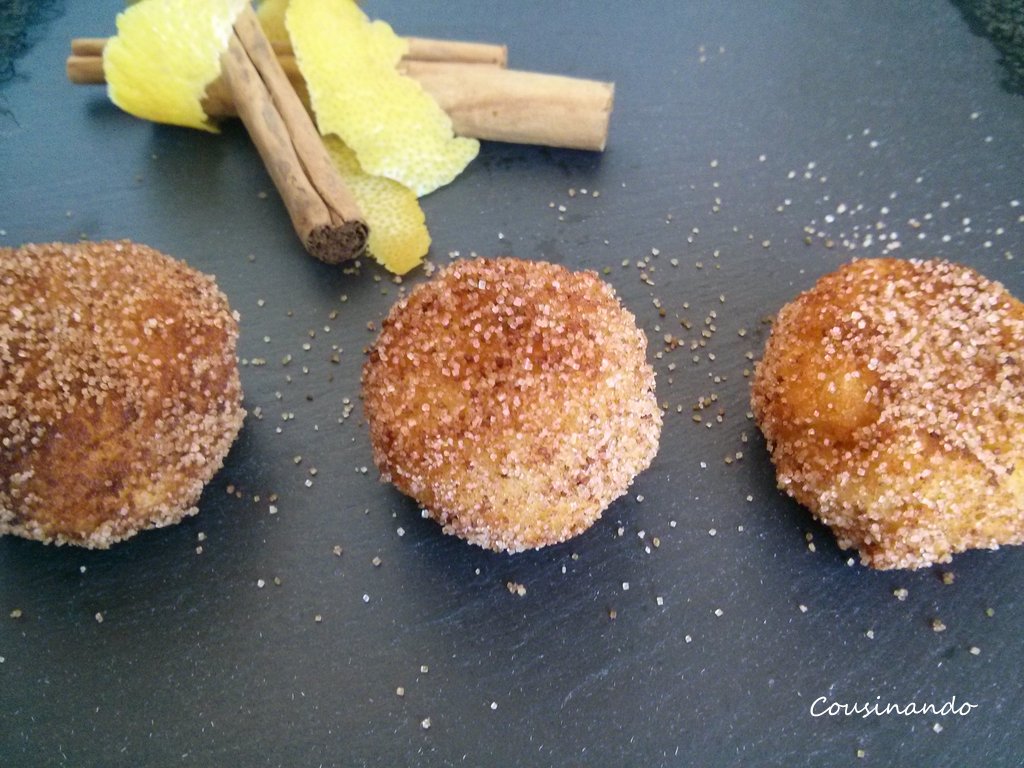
top-left (1, 2), bottom-right (1022, 766)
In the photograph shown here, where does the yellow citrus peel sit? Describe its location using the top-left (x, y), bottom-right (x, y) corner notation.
top-left (255, 0), bottom-right (290, 45)
top-left (106, 0), bottom-right (470, 273)
top-left (104, 0), bottom-right (246, 132)
top-left (324, 138), bottom-right (431, 275)
top-left (286, 0), bottom-right (479, 197)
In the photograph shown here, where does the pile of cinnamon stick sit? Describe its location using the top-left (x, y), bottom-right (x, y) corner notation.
top-left (67, 9), bottom-right (614, 264)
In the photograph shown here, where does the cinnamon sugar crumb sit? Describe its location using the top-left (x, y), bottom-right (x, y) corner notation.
top-left (506, 581), bottom-right (526, 596)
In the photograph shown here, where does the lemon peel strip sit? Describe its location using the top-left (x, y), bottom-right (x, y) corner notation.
top-left (287, 0), bottom-right (479, 197)
top-left (104, 0), bottom-right (247, 132)
top-left (324, 137), bottom-right (430, 275)
top-left (256, 0), bottom-right (290, 46)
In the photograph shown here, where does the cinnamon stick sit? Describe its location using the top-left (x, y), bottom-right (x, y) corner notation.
top-left (220, 6), bottom-right (367, 263)
top-left (70, 35), bottom-right (508, 66)
top-left (403, 37), bottom-right (507, 66)
top-left (67, 53), bottom-right (614, 151)
top-left (400, 61), bottom-right (613, 152)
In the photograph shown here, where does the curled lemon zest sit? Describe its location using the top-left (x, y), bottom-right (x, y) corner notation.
top-left (324, 137), bottom-right (430, 275)
top-left (287, 0), bottom-right (479, 197)
top-left (255, 0), bottom-right (290, 45)
top-left (104, 0), bottom-right (246, 132)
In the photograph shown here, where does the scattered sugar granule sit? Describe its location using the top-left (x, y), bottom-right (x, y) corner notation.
top-left (506, 581), bottom-right (527, 597)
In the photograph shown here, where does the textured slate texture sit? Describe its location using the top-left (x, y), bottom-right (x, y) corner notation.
top-left (1, 2), bottom-right (1022, 766)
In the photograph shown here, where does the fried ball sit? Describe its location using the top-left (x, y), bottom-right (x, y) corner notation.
top-left (0, 241), bottom-right (245, 547)
top-left (752, 258), bottom-right (1024, 570)
top-left (362, 258), bottom-right (662, 552)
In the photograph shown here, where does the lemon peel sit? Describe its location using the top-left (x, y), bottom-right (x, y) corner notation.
top-left (104, 0), bottom-right (247, 132)
top-left (256, 0), bottom-right (290, 45)
top-left (324, 137), bottom-right (430, 275)
top-left (287, 0), bottom-right (479, 197)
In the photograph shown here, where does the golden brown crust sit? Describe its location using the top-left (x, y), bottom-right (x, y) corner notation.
top-left (362, 257), bottom-right (662, 552)
top-left (752, 258), bottom-right (1024, 569)
top-left (0, 241), bottom-right (245, 547)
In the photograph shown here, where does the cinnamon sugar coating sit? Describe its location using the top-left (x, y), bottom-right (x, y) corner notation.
top-left (362, 258), bottom-right (661, 552)
top-left (752, 258), bottom-right (1024, 569)
top-left (0, 241), bottom-right (245, 547)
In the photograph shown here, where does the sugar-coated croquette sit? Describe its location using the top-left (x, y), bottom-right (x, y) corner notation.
top-left (752, 258), bottom-right (1024, 569)
top-left (362, 257), bottom-right (662, 552)
top-left (0, 241), bottom-right (245, 547)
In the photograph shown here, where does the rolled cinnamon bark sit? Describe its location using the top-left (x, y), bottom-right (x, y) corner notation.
top-left (220, 7), bottom-right (367, 263)
top-left (70, 35), bottom-right (508, 66)
top-left (67, 54), bottom-right (613, 151)
top-left (401, 61), bottom-right (613, 152)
